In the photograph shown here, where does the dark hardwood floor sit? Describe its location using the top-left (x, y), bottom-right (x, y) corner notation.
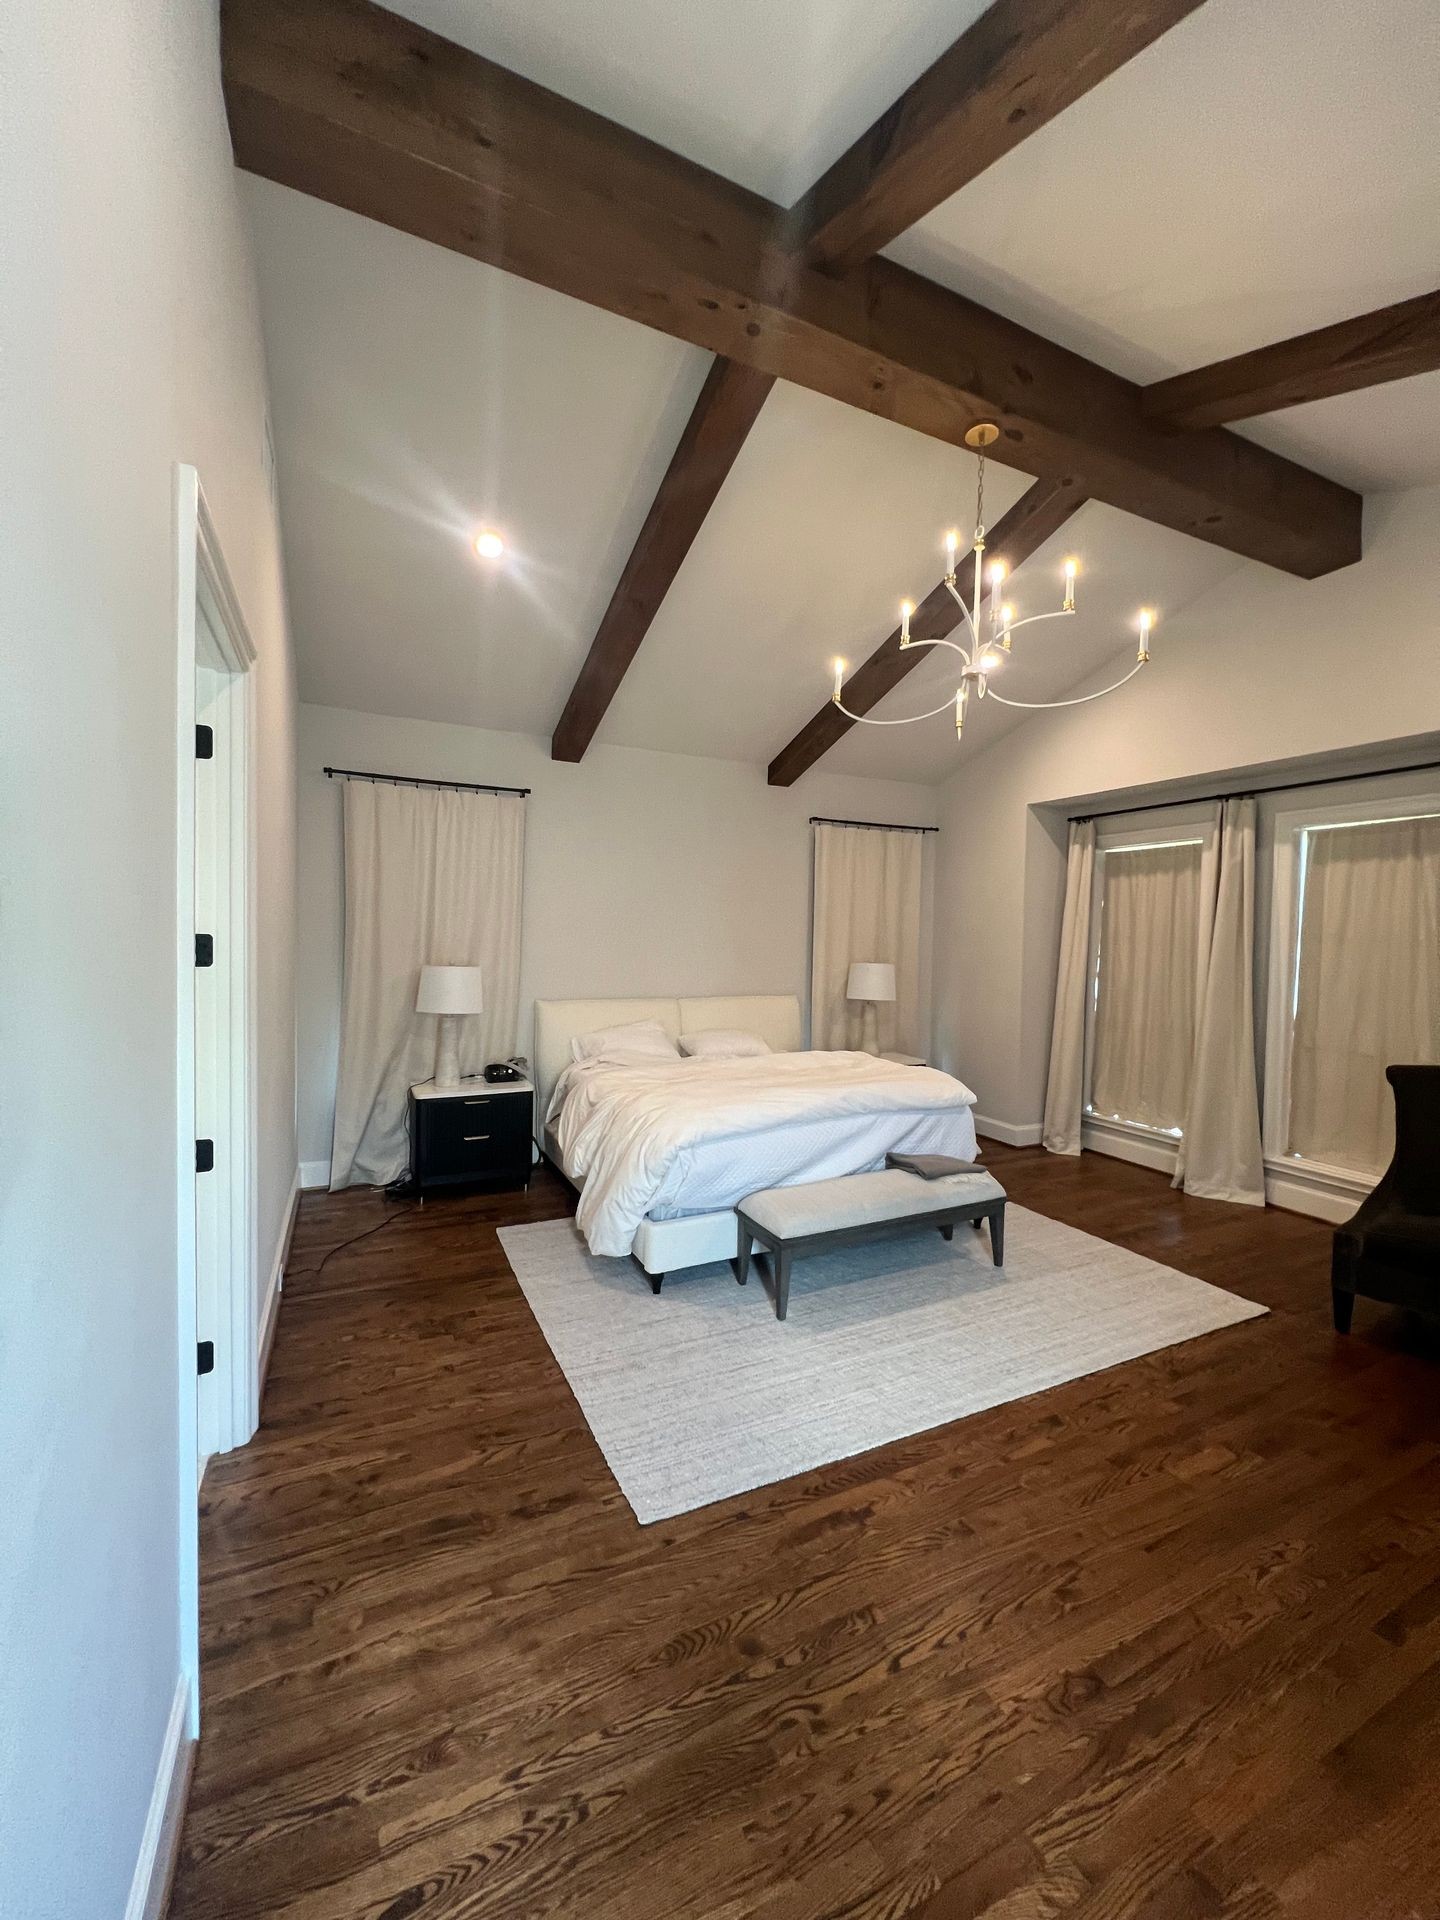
top-left (169, 1146), bottom-right (1440, 1920)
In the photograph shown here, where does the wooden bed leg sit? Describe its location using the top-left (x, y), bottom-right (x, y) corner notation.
top-left (631, 1253), bottom-right (664, 1295)
top-left (939, 1224), bottom-right (953, 1242)
top-left (989, 1205), bottom-right (1005, 1268)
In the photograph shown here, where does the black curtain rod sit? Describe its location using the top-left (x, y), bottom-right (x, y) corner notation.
top-left (810, 816), bottom-right (938, 834)
top-left (1071, 756), bottom-right (1440, 826)
top-left (324, 766), bottom-right (531, 797)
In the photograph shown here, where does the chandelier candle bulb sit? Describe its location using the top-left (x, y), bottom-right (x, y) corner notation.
top-left (1138, 608), bottom-right (1153, 661)
top-left (945, 529), bottom-right (959, 583)
top-left (1063, 557), bottom-right (1078, 613)
top-left (900, 599), bottom-right (913, 646)
top-left (832, 658), bottom-right (846, 703)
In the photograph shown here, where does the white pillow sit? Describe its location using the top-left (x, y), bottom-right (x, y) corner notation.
top-left (571, 1017), bottom-right (680, 1065)
top-left (679, 1029), bottom-right (772, 1060)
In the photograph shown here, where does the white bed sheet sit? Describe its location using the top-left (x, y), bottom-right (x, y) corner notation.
top-left (644, 1105), bottom-right (979, 1218)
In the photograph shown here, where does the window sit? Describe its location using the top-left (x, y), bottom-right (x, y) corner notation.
top-left (1084, 816), bottom-right (1214, 1140)
top-left (1265, 792), bottom-right (1440, 1184)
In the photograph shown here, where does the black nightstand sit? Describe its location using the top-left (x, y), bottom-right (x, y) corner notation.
top-left (408, 1079), bottom-right (534, 1194)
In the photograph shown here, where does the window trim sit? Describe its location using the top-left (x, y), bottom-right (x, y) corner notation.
top-left (1262, 785), bottom-right (1440, 1193)
top-left (1082, 809), bottom-right (1217, 1147)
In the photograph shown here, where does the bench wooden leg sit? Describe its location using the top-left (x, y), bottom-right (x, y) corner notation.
top-left (939, 1224), bottom-right (953, 1242)
top-left (989, 1205), bottom-right (1005, 1268)
top-left (776, 1247), bottom-right (792, 1322)
top-left (734, 1230), bottom-right (751, 1285)
top-left (1332, 1284), bottom-right (1354, 1333)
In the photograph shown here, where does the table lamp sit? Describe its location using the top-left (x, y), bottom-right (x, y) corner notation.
top-left (416, 964), bottom-right (484, 1089)
top-left (846, 961), bottom-right (896, 1055)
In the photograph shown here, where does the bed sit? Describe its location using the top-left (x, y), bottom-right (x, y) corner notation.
top-left (534, 994), bottom-right (979, 1274)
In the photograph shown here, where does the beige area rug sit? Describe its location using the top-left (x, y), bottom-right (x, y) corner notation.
top-left (497, 1206), bottom-right (1266, 1525)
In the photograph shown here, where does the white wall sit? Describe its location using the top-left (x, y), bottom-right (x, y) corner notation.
top-left (297, 704), bottom-right (938, 1178)
top-left (932, 485), bottom-right (1440, 1134)
top-left (0, 4), bottom-right (297, 1915)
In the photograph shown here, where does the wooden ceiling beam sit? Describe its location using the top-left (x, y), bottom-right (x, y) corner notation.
top-left (222, 0), bottom-right (1360, 582)
top-left (767, 478), bottom-right (1087, 786)
top-left (1143, 288), bottom-right (1440, 431)
top-left (792, 0), bottom-right (1209, 275)
top-left (552, 0), bottom-right (1189, 760)
top-left (551, 358), bottom-right (774, 761)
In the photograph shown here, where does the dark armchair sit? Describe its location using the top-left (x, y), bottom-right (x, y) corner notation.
top-left (1332, 1066), bottom-right (1440, 1333)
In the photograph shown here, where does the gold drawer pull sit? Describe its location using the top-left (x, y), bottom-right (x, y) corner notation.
top-left (463, 1134), bottom-right (490, 1143)
top-left (464, 1098), bottom-right (490, 1106)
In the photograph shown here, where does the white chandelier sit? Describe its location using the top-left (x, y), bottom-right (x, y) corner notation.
top-left (830, 424), bottom-right (1156, 746)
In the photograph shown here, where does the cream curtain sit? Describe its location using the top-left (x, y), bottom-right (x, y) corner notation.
top-left (809, 823), bottom-right (924, 1053)
top-left (1173, 797), bottom-right (1265, 1204)
top-left (1289, 812), bottom-right (1440, 1174)
top-left (1090, 841), bottom-right (1202, 1131)
top-left (1041, 819), bottom-right (1095, 1154)
top-left (329, 780), bottom-right (526, 1189)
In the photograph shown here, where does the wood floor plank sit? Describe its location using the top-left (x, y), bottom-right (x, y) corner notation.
top-left (169, 1148), bottom-right (1440, 1920)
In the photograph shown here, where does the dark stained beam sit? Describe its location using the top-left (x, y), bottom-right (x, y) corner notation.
top-left (554, 0), bottom-right (1174, 762)
top-left (1143, 288), bottom-right (1440, 432)
top-left (222, 0), bottom-right (1360, 581)
top-left (793, 0), bottom-right (1209, 275)
top-left (551, 358), bottom-right (774, 761)
top-left (767, 478), bottom-right (1086, 786)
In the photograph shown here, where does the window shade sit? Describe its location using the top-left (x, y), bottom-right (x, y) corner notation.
top-left (1288, 814), bottom-right (1440, 1174)
top-left (1090, 842), bottom-right (1203, 1132)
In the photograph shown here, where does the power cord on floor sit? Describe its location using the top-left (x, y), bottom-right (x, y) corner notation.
top-left (311, 1192), bottom-right (417, 1281)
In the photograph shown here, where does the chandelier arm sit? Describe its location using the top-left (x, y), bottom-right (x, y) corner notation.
top-left (834, 695), bottom-right (964, 726)
top-left (943, 577), bottom-right (981, 649)
top-left (984, 661), bottom-right (1146, 711)
top-left (900, 634), bottom-right (971, 662)
top-left (1006, 608), bottom-right (1074, 635)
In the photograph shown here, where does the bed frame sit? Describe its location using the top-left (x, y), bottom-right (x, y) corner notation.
top-left (533, 994), bottom-right (804, 1279)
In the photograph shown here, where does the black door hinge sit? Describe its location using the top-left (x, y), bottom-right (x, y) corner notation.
top-left (197, 1340), bottom-right (215, 1376)
top-left (195, 933), bottom-right (214, 967)
top-left (196, 1138), bottom-right (214, 1173)
top-left (195, 723), bottom-right (214, 760)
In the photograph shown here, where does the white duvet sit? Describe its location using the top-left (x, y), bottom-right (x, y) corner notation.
top-left (548, 1050), bottom-right (977, 1256)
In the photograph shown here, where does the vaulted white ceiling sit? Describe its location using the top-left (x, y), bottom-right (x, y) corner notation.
top-left (244, 0), bottom-right (1440, 784)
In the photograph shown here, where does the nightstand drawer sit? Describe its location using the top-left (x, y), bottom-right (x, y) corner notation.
top-left (422, 1093), bottom-right (530, 1156)
top-left (410, 1084), bottom-right (534, 1190)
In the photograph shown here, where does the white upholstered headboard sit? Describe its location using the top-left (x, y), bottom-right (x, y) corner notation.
top-left (532, 994), bottom-right (802, 1125)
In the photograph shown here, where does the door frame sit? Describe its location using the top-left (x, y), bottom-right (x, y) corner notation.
top-left (174, 465), bottom-right (258, 1723)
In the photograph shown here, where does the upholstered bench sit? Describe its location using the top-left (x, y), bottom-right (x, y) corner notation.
top-left (735, 1167), bottom-right (1007, 1321)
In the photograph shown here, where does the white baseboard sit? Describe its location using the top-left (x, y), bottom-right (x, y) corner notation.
top-left (1082, 1118), bottom-right (1179, 1176)
top-left (973, 1115), bottom-right (1043, 1148)
top-left (124, 1675), bottom-right (195, 1920)
top-left (260, 1171), bottom-right (299, 1392)
top-left (1264, 1169), bottom-right (1363, 1224)
top-left (299, 1159), bottom-right (331, 1189)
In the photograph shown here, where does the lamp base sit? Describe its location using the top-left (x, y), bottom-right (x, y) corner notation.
top-left (861, 1001), bottom-right (880, 1055)
top-left (434, 1014), bottom-right (463, 1089)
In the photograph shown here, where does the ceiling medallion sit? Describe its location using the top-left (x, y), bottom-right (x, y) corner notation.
top-left (828, 425), bottom-right (1155, 747)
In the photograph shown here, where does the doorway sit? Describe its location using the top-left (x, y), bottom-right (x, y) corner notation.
top-left (175, 467), bottom-right (258, 1725)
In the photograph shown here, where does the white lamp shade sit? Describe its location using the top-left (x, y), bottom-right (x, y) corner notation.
top-left (846, 961), bottom-right (896, 1002)
top-left (416, 964), bottom-right (485, 1016)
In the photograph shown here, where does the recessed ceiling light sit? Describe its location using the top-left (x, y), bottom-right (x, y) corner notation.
top-left (472, 528), bottom-right (506, 560)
